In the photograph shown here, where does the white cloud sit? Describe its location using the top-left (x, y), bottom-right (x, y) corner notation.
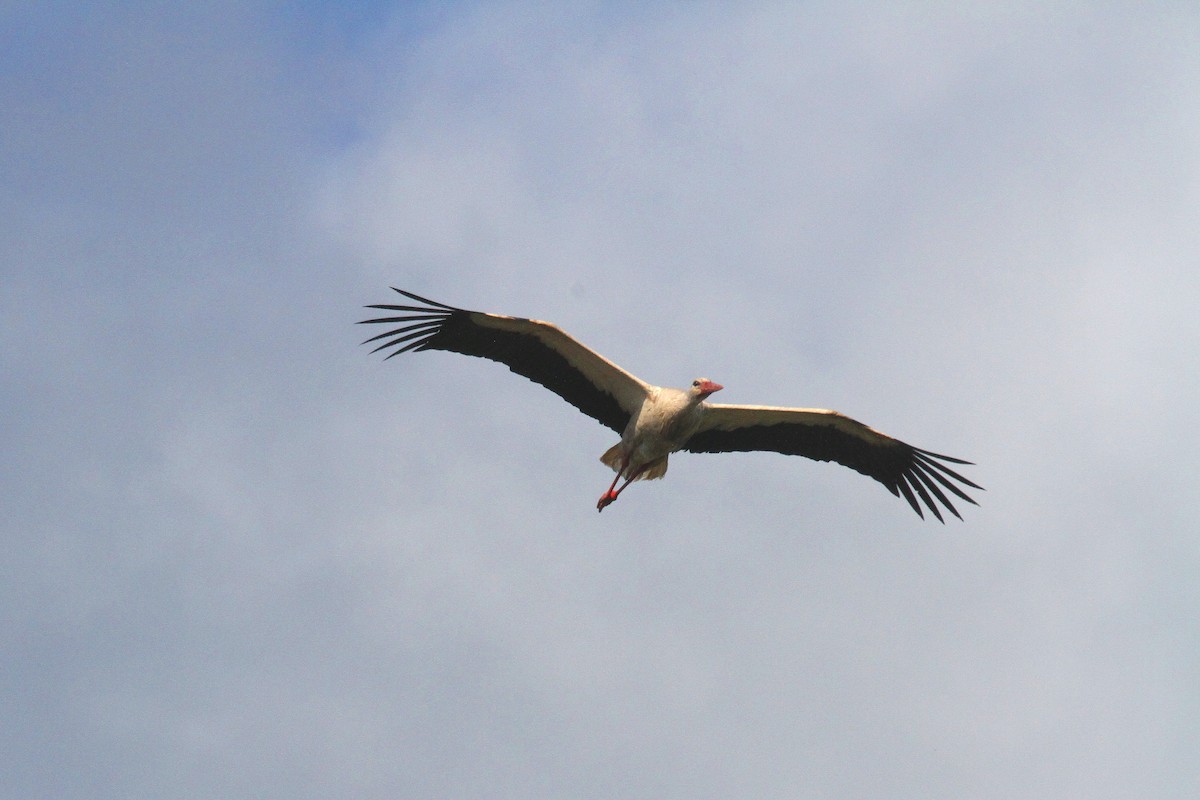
top-left (3, 3), bottom-right (1199, 798)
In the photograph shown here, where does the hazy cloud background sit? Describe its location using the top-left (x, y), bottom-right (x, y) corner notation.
top-left (4, 3), bottom-right (1198, 797)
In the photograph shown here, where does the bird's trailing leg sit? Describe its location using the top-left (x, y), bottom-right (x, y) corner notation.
top-left (596, 457), bottom-right (627, 512)
top-left (597, 458), bottom-right (646, 512)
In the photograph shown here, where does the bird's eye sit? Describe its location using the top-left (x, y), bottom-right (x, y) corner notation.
top-left (692, 380), bottom-right (700, 387)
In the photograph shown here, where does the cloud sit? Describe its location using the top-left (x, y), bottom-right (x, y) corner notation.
top-left (3, 3), bottom-right (1198, 798)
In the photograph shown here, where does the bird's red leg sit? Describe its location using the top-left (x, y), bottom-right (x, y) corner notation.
top-left (597, 460), bottom-right (647, 512)
top-left (597, 456), bottom-right (631, 512)
top-left (611, 469), bottom-right (645, 498)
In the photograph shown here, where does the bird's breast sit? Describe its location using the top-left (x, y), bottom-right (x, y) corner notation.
top-left (623, 394), bottom-right (703, 460)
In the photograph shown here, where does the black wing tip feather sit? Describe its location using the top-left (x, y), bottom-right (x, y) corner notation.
top-left (899, 447), bottom-right (984, 523)
top-left (357, 289), bottom-right (462, 359)
top-left (912, 446), bottom-right (974, 466)
top-left (386, 287), bottom-right (465, 311)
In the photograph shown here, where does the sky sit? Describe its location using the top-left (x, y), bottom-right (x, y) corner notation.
top-left (3, 3), bottom-right (1199, 797)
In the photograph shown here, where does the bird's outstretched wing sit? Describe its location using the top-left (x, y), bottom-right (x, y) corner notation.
top-left (360, 289), bottom-right (650, 434)
top-left (686, 404), bottom-right (981, 521)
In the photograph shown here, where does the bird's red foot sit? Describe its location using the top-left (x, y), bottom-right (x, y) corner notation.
top-left (596, 491), bottom-right (618, 512)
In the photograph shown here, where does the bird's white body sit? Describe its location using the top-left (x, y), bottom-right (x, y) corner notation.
top-left (601, 384), bottom-right (713, 483)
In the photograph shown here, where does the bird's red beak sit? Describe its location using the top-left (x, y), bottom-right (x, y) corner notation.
top-left (699, 381), bottom-right (723, 396)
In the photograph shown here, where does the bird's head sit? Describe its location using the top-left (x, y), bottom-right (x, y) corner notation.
top-left (689, 377), bottom-right (724, 400)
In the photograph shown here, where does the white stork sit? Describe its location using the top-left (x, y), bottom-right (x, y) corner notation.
top-left (360, 289), bottom-right (982, 520)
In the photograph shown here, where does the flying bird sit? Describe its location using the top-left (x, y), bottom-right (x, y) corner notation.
top-left (360, 289), bottom-right (982, 520)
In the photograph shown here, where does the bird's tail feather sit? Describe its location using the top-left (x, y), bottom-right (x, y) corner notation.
top-left (600, 445), bottom-right (669, 481)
